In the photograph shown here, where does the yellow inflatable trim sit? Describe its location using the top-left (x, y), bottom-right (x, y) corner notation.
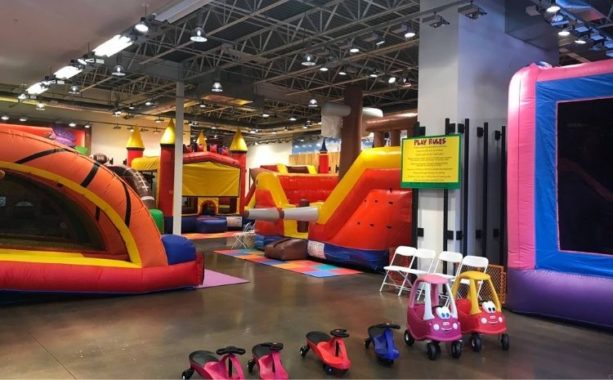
top-left (0, 249), bottom-right (139, 268)
top-left (0, 161), bottom-right (143, 266)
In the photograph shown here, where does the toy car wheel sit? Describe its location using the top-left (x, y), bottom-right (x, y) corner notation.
top-left (299, 345), bottom-right (309, 357)
top-left (426, 342), bottom-right (438, 361)
top-left (501, 333), bottom-right (510, 351)
top-left (403, 330), bottom-right (415, 346)
top-left (379, 357), bottom-right (394, 366)
top-left (364, 337), bottom-right (371, 349)
top-left (323, 364), bottom-right (334, 375)
top-left (181, 369), bottom-right (194, 380)
top-left (434, 342), bottom-right (441, 356)
top-left (470, 334), bottom-right (482, 352)
top-left (247, 359), bottom-right (256, 373)
top-left (451, 341), bottom-right (463, 359)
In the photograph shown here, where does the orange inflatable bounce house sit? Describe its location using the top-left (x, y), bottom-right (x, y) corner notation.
top-left (0, 127), bottom-right (203, 293)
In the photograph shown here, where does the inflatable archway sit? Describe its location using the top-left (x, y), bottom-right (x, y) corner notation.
top-left (0, 128), bottom-right (203, 293)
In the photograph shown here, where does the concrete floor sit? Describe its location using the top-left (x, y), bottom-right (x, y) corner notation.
top-left (1, 240), bottom-right (612, 379)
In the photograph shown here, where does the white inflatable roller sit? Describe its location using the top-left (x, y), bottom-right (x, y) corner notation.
top-left (281, 207), bottom-right (319, 222)
top-left (362, 107), bottom-right (384, 119)
top-left (244, 208), bottom-right (281, 221)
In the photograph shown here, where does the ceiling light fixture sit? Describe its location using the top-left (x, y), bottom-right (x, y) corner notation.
top-left (1, 115), bottom-right (9, 121)
top-left (54, 65), bottom-right (82, 80)
top-left (113, 109), bottom-right (123, 117)
top-left (388, 75), bottom-right (397, 84)
top-left (17, 93), bottom-right (28, 101)
top-left (546, 3), bottom-right (561, 13)
top-left (574, 36), bottom-right (587, 45)
top-left (93, 35), bottom-right (133, 57)
top-left (428, 14), bottom-right (450, 28)
top-left (459, 2), bottom-right (487, 19)
top-left (302, 53), bottom-right (316, 66)
top-left (211, 81), bottom-right (223, 92)
top-left (308, 98), bottom-right (318, 108)
top-left (69, 85), bottom-right (80, 95)
top-left (558, 28), bottom-right (571, 37)
top-left (112, 64), bottom-right (126, 76)
top-left (19, 116), bottom-right (28, 122)
top-left (26, 82), bottom-right (48, 95)
top-left (369, 72), bottom-right (379, 78)
top-left (338, 69), bottom-right (347, 76)
top-left (262, 112), bottom-right (270, 118)
top-left (319, 66), bottom-right (329, 72)
top-left (145, 100), bottom-right (154, 106)
top-left (128, 103), bottom-right (135, 110)
top-left (289, 117), bottom-right (297, 121)
top-left (68, 122), bottom-right (77, 127)
top-left (155, 116), bottom-right (163, 124)
top-left (199, 101), bottom-right (206, 108)
top-left (36, 102), bottom-right (45, 111)
top-left (84, 123), bottom-right (91, 129)
top-left (134, 17), bottom-right (149, 33)
top-left (349, 44), bottom-right (360, 54)
top-left (190, 27), bottom-right (207, 42)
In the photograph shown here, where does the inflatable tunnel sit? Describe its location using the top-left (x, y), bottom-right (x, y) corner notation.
top-left (506, 60), bottom-right (613, 328)
top-left (0, 129), bottom-right (203, 293)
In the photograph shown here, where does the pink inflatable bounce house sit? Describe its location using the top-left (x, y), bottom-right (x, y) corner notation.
top-left (506, 59), bottom-right (613, 328)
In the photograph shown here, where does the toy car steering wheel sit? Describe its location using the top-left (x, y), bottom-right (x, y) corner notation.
top-left (375, 322), bottom-right (400, 330)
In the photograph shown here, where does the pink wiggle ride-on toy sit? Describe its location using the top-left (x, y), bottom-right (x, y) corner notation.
top-left (247, 342), bottom-right (288, 380)
top-left (404, 274), bottom-right (463, 360)
top-left (182, 346), bottom-right (246, 379)
top-left (299, 328), bottom-right (351, 376)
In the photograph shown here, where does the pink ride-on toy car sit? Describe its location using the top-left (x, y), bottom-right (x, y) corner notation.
top-left (403, 274), bottom-right (463, 360)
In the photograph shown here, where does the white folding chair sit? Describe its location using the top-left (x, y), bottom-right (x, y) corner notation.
top-left (231, 222), bottom-right (255, 249)
top-left (459, 255), bottom-right (489, 297)
top-left (380, 247), bottom-right (436, 296)
top-left (379, 246), bottom-right (417, 295)
top-left (432, 251), bottom-right (464, 283)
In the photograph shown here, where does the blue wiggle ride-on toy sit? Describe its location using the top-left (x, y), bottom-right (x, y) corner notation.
top-left (364, 323), bottom-right (401, 364)
top-left (182, 346), bottom-right (246, 379)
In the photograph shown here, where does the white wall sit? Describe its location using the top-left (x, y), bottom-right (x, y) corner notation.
top-left (246, 141), bottom-right (293, 188)
top-left (91, 125), bottom-right (191, 164)
top-left (417, 0), bottom-right (557, 260)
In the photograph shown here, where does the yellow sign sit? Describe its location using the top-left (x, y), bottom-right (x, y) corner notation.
top-left (401, 134), bottom-right (461, 189)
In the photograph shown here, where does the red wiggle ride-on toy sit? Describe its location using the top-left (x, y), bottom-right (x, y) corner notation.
top-left (182, 345), bottom-right (246, 379)
top-left (247, 342), bottom-right (288, 380)
top-left (299, 328), bottom-right (351, 376)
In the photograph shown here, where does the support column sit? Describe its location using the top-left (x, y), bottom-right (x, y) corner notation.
top-left (390, 130), bottom-right (401, 146)
top-left (339, 86), bottom-right (363, 179)
top-left (373, 131), bottom-right (385, 147)
top-left (416, 0), bottom-right (557, 255)
top-left (197, 131), bottom-right (207, 152)
top-left (172, 82), bottom-right (185, 235)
